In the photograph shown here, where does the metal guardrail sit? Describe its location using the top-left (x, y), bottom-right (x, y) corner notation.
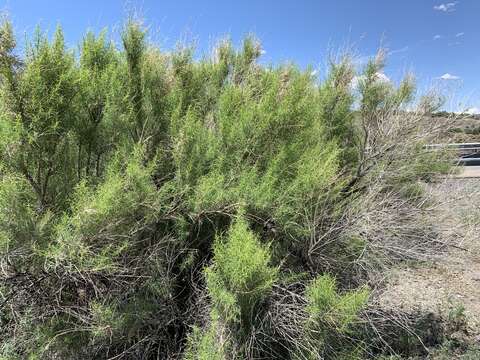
top-left (458, 157), bottom-right (480, 166)
top-left (425, 142), bottom-right (480, 166)
top-left (425, 142), bottom-right (480, 149)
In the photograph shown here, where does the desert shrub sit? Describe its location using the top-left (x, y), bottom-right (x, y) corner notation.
top-left (46, 146), bottom-right (160, 273)
top-left (186, 216), bottom-right (278, 357)
top-left (431, 345), bottom-right (480, 360)
top-left (363, 305), bottom-right (480, 359)
top-left (319, 57), bottom-right (358, 167)
top-left (184, 324), bottom-right (227, 360)
top-left (187, 223), bottom-right (369, 360)
top-left (206, 216), bottom-right (277, 331)
top-left (0, 175), bottom-right (37, 252)
top-left (0, 17), bottom-right (452, 360)
top-left (0, 24), bottom-right (78, 211)
top-left (75, 30), bottom-right (118, 179)
top-left (294, 275), bottom-right (369, 359)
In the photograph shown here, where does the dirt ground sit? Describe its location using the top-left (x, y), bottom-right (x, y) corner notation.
top-left (378, 176), bottom-right (480, 335)
top-left (458, 166), bottom-right (480, 178)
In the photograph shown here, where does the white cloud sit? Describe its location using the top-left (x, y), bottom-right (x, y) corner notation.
top-left (260, 49), bottom-right (267, 55)
top-left (375, 72), bottom-right (391, 83)
top-left (310, 69), bottom-right (318, 76)
top-left (456, 32), bottom-right (465, 37)
top-left (433, 2), bottom-right (458, 12)
top-left (465, 107), bottom-right (480, 115)
top-left (351, 72), bottom-right (390, 89)
top-left (433, 35), bottom-right (442, 40)
top-left (351, 77), bottom-right (361, 89)
top-left (438, 73), bottom-right (461, 80)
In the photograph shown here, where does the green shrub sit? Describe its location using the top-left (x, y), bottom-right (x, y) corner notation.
top-left (205, 216), bottom-right (278, 333)
top-left (184, 324), bottom-right (226, 360)
top-left (46, 146), bottom-right (160, 273)
top-left (297, 274), bottom-right (369, 359)
top-left (0, 16), bottom-right (451, 359)
top-left (0, 175), bottom-right (37, 252)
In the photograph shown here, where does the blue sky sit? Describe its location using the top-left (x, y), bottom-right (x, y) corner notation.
top-left (2, 0), bottom-right (479, 112)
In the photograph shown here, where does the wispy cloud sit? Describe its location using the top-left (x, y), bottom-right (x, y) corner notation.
top-left (432, 32), bottom-right (464, 43)
top-left (388, 46), bottom-right (409, 55)
top-left (433, 2), bottom-right (458, 12)
top-left (438, 73), bottom-right (461, 80)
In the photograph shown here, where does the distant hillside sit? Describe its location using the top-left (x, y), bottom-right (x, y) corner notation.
top-left (431, 112), bottom-right (480, 143)
top-left (433, 111), bottom-right (480, 120)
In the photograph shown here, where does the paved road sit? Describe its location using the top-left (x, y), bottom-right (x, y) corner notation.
top-left (458, 166), bottom-right (480, 178)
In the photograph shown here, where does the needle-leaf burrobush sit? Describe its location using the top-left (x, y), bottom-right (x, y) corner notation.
top-left (299, 275), bottom-right (369, 359)
top-left (0, 17), bottom-right (451, 360)
top-left (206, 216), bottom-right (278, 331)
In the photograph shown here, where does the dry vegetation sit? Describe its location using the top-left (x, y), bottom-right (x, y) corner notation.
top-left (0, 18), bottom-right (474, 360)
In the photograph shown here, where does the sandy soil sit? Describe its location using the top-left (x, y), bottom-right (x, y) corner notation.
top-left (379, 178), bottom-right (480, 334)
top-left (458, 166), bottom-right (480, 178)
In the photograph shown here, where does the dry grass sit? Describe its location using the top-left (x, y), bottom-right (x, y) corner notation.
top-left (378, 177), bottom-right (480, 335)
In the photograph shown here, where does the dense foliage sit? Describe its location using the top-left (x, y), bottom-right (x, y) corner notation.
top-left (0, 19), bottom-right (450, 359)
